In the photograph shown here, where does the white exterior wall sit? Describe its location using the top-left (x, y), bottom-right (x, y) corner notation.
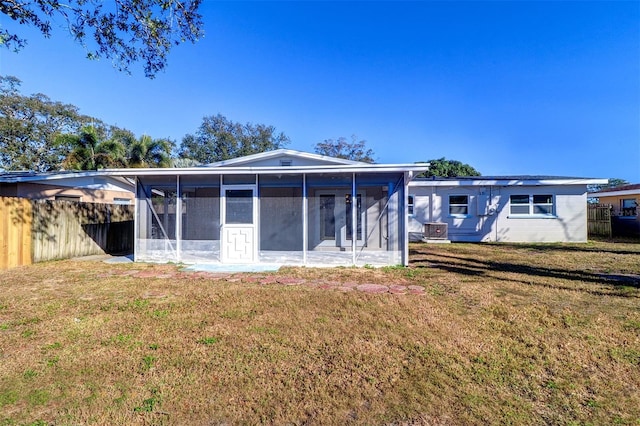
top-left (409, 184), bottom-right (589, 243)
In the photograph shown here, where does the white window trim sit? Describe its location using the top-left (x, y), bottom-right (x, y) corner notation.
top-left (448, 194), bottom-right (471, 218)
top-left (407, 195), bottom-right (415, 217)
top-left (508, 194), bottom-right (557, 218)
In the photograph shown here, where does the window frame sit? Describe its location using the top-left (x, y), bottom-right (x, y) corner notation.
top-left (621, 198), bottom-right (638, 217)
top-left (448, 194), bottom-right (470, 218)
top-left (113, 197), bottom-right (132, 205)
top-left (407, 195), bottom-right (415, 216)
top-left (509, 194), bottom-right (556, 218)
top-left (54, 195), bottom-right (81, 202)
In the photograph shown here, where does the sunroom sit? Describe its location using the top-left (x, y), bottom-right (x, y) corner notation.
top-left (105, 150), bottom-right (428, 267)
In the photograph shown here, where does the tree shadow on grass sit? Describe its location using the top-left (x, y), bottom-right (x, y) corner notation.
top-left (484, 241), bottom-right (640, 256)
top-left (410, 251), bottom-right (640, 298)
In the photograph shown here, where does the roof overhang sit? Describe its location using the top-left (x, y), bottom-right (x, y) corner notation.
top-left (100, 164), bottom-right (431, 178)
top-left (409, 178), bottom-right (608, 187)
top-left (591, 189), bottom-right (640, 197)
top-left (0, 172), bottom-right (134, 187)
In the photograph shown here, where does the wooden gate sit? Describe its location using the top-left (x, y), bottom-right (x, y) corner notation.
top-left (588, 204), bottom-right (612, 238)
top-left (0, 197), bottom-right (33, 270)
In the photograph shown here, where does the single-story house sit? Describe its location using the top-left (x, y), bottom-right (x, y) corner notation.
top-left (408, 176), bottom-right (608, 242)
top-left (0, 171), bottom-right (135, 204)
top-left (590, 184), bottom-right (640, 237)
top-left (102, 149), bottom-right (429, 267)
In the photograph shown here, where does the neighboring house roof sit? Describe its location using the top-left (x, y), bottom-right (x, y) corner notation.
top-left (591, 183), bottom-right (640, 198)
top-left (0, 171), bottom-right (134, 190)
top-left (206, 149), bottom-right (369, 167)
top-left (410, 175), bottom-right (608, 187)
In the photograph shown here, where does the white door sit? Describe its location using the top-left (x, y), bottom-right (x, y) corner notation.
top-left (221, 187), bottom-right (257, 263)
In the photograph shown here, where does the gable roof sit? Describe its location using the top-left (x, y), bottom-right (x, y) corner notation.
top-left (3, 150), bottom-right (427, 179)
top-left (205, 149), bottom-right (368, 167)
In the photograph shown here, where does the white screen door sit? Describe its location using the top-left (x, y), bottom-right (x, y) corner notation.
top-left (221, 186), bottom-right (256, 263)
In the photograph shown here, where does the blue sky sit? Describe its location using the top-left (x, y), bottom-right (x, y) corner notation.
top-left (1, 1), bottom-right (639, 182)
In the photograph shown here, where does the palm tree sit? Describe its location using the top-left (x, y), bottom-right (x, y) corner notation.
top-left (128, 135), bottom-right (172, 168)
top-left (59, 126), bottom-right (126, 170)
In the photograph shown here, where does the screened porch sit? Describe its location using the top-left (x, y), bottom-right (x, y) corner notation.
top-left (134, 171), bottom-right (407, 267)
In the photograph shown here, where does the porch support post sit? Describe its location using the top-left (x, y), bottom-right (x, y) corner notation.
top-left (302, 173), bottom-right (307, 265)
top-left (402, 172), bottom-right (409, 266)
top-left (352, 172), bottom-right (356, 265)
top-left (176, 175), bottom-right (181, 262)
top-left (133, 176), bottom-right (139, 262)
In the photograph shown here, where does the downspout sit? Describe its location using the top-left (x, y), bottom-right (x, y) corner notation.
top-left (493, 186), bottom-right (499, 242)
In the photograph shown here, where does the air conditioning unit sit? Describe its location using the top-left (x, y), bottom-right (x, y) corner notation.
top-left (424, 222), bottom-right (448, 240)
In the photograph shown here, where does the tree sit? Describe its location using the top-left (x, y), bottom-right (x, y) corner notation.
top-left (127, 135), bottom-right (172, 168)
top-left (0, 0), bottom-right (204, 78)
top-left (178, 114), bottom-right (290, 164)
top-left (58, 126), bottom-right (127, 170)
top-left (313, 135), bottom-right (375, 163)
top-left (0, 75), bottom-right (94, 171)
top-left (419, 158), bottom-right (481, 178)
top-left (587, 178), bottom-right (629, 193)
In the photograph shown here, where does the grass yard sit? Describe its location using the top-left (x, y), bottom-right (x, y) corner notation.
top-left (1, 240), bottom-right (639, 425)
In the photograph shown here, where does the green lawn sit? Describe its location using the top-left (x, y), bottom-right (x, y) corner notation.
top-left (1, 240), bottom-right (639, 425)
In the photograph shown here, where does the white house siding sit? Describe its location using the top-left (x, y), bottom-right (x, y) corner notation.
top-left (492, 186), bottom-right (588, 242)
top-left (409, 183), bottom-right (590, 243)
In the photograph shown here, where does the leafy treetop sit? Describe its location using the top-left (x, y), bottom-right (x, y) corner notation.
top-left (178, 114), bottom-right (290, 164)
top-left (0, 75), bottom-right (95, 171)
top-left (587, 178), bottom-right (629, 193)
top-left (419, 157), bottom-right (481, 178)
top-left (313, 136), bottom-right (375, 163)
top-left (0, 0), bottom-right (204, 77)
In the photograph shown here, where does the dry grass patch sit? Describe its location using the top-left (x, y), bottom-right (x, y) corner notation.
top-left (0, 240), bottom-right (639, 425)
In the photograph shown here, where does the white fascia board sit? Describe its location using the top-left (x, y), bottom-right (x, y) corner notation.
top-left (591, 189), bottom-right (640, 197)
top-left (409, 178), bottom-right (608, 187)
top-left (100, 164), bottom-right (431, 177)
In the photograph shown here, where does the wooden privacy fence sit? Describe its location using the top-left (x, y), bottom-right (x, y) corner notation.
top-left (1, 197), bottom-right (134, 270)
top-left (587, 204), bottom-right (612, 238)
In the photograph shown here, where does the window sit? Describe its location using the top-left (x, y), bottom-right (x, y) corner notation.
top-left (55, 195), bottom-right (81, 202)
top-left (280, 159), bottom-right (292, 167)
top-left (621, 198), bottom-right (637, 217)
top-left (449, 195), bottom-right (469, 216)
top-left (225, 189), bottom-right (254, 224)
top-left (510, 194), bottom-right (554, 216)
top-left (408, 195), bottom-right (414, 216)
top-left (533, 195), bottom-right (553, 215)
top-left (113, 197), bottom-right (131, 205)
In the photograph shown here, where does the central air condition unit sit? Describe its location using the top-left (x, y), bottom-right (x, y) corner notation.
top-left (424, 222), bottom-right (448, 240)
